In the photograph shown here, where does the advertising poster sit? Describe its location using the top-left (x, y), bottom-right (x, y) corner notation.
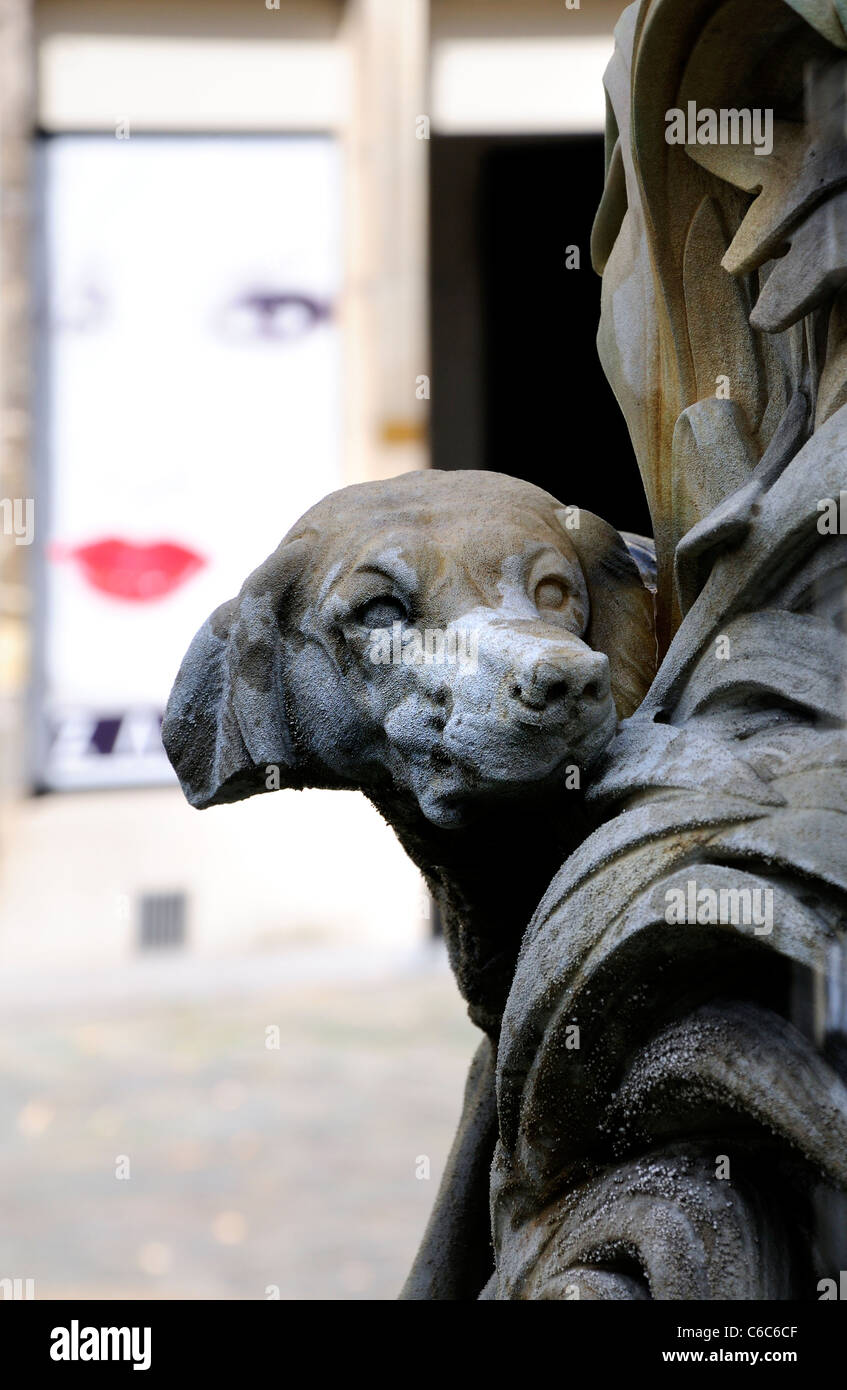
top-left (39, 134), bottom-right (341, 788)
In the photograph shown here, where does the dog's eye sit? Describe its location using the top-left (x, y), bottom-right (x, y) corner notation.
top-left (357, 596), bottom-right (408, 628)
top-left (534, 578), bottom-right (568, 610)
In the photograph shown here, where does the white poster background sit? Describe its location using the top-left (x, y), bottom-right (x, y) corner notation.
top-left (40, 135), bottom-right (341, 787)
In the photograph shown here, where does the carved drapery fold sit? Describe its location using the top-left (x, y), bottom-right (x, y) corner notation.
top-left (491, 0), bottom-right (847, 1299)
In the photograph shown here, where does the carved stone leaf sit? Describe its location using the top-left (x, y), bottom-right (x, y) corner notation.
top-left (687, 121), bottom-right (847, 279)
top-left (817, 284), bottom-right (847, 425)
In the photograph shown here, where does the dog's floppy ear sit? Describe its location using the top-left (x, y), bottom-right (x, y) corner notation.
top-left (162, 536), bottom-right (310, 809)
top-left (556, 507), bottom-right (657, 719)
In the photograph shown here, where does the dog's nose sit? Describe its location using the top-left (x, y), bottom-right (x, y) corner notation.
top-left (509, 651), bottom-right (610, 714)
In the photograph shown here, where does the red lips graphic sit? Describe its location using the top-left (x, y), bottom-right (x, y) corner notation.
top-left (51, 538), bottom-right (206, 601)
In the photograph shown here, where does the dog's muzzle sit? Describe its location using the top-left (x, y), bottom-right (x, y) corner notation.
top-left (433, 620), bottom-right (618, 795)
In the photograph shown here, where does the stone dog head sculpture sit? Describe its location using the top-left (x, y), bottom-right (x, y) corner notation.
top-left (163, 469), bottom-right (655, 1033)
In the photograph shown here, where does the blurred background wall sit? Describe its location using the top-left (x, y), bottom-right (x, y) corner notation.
top-left (0, 0), bottom-right (637, 1298)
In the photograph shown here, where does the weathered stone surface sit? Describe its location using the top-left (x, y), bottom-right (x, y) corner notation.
top-left (164, 0), bottom-right (847, 1301)
top-left (488, 0), bottom-right (847, 1300)
top-left (163, 470), bottom-right (655, 1049)
top-left (163, 470), bottom-right (656, 1298)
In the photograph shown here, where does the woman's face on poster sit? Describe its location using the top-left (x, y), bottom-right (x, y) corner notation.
top-left (43, 136), bottom-right (341, 775)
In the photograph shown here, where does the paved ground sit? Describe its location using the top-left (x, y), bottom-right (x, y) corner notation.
top-left (0, 948), bottom-right (478, 1300)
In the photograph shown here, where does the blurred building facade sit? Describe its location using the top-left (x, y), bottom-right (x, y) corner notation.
top-left (0, 0), bottom-right (629, 983)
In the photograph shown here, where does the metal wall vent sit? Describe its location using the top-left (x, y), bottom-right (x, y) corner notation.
top-left (138, 892), bottom-right (187, 950)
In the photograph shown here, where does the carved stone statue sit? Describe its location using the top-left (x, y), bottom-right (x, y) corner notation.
top-left (161, 471), bottom-right (654, 1040)
top-left (487, 0), bottom-right (847, 1300)
top-left (163, 0), bottom-right (847, 1299)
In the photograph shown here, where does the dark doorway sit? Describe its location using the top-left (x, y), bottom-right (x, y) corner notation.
top-left (430, 135), bottom-right (652, 538)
